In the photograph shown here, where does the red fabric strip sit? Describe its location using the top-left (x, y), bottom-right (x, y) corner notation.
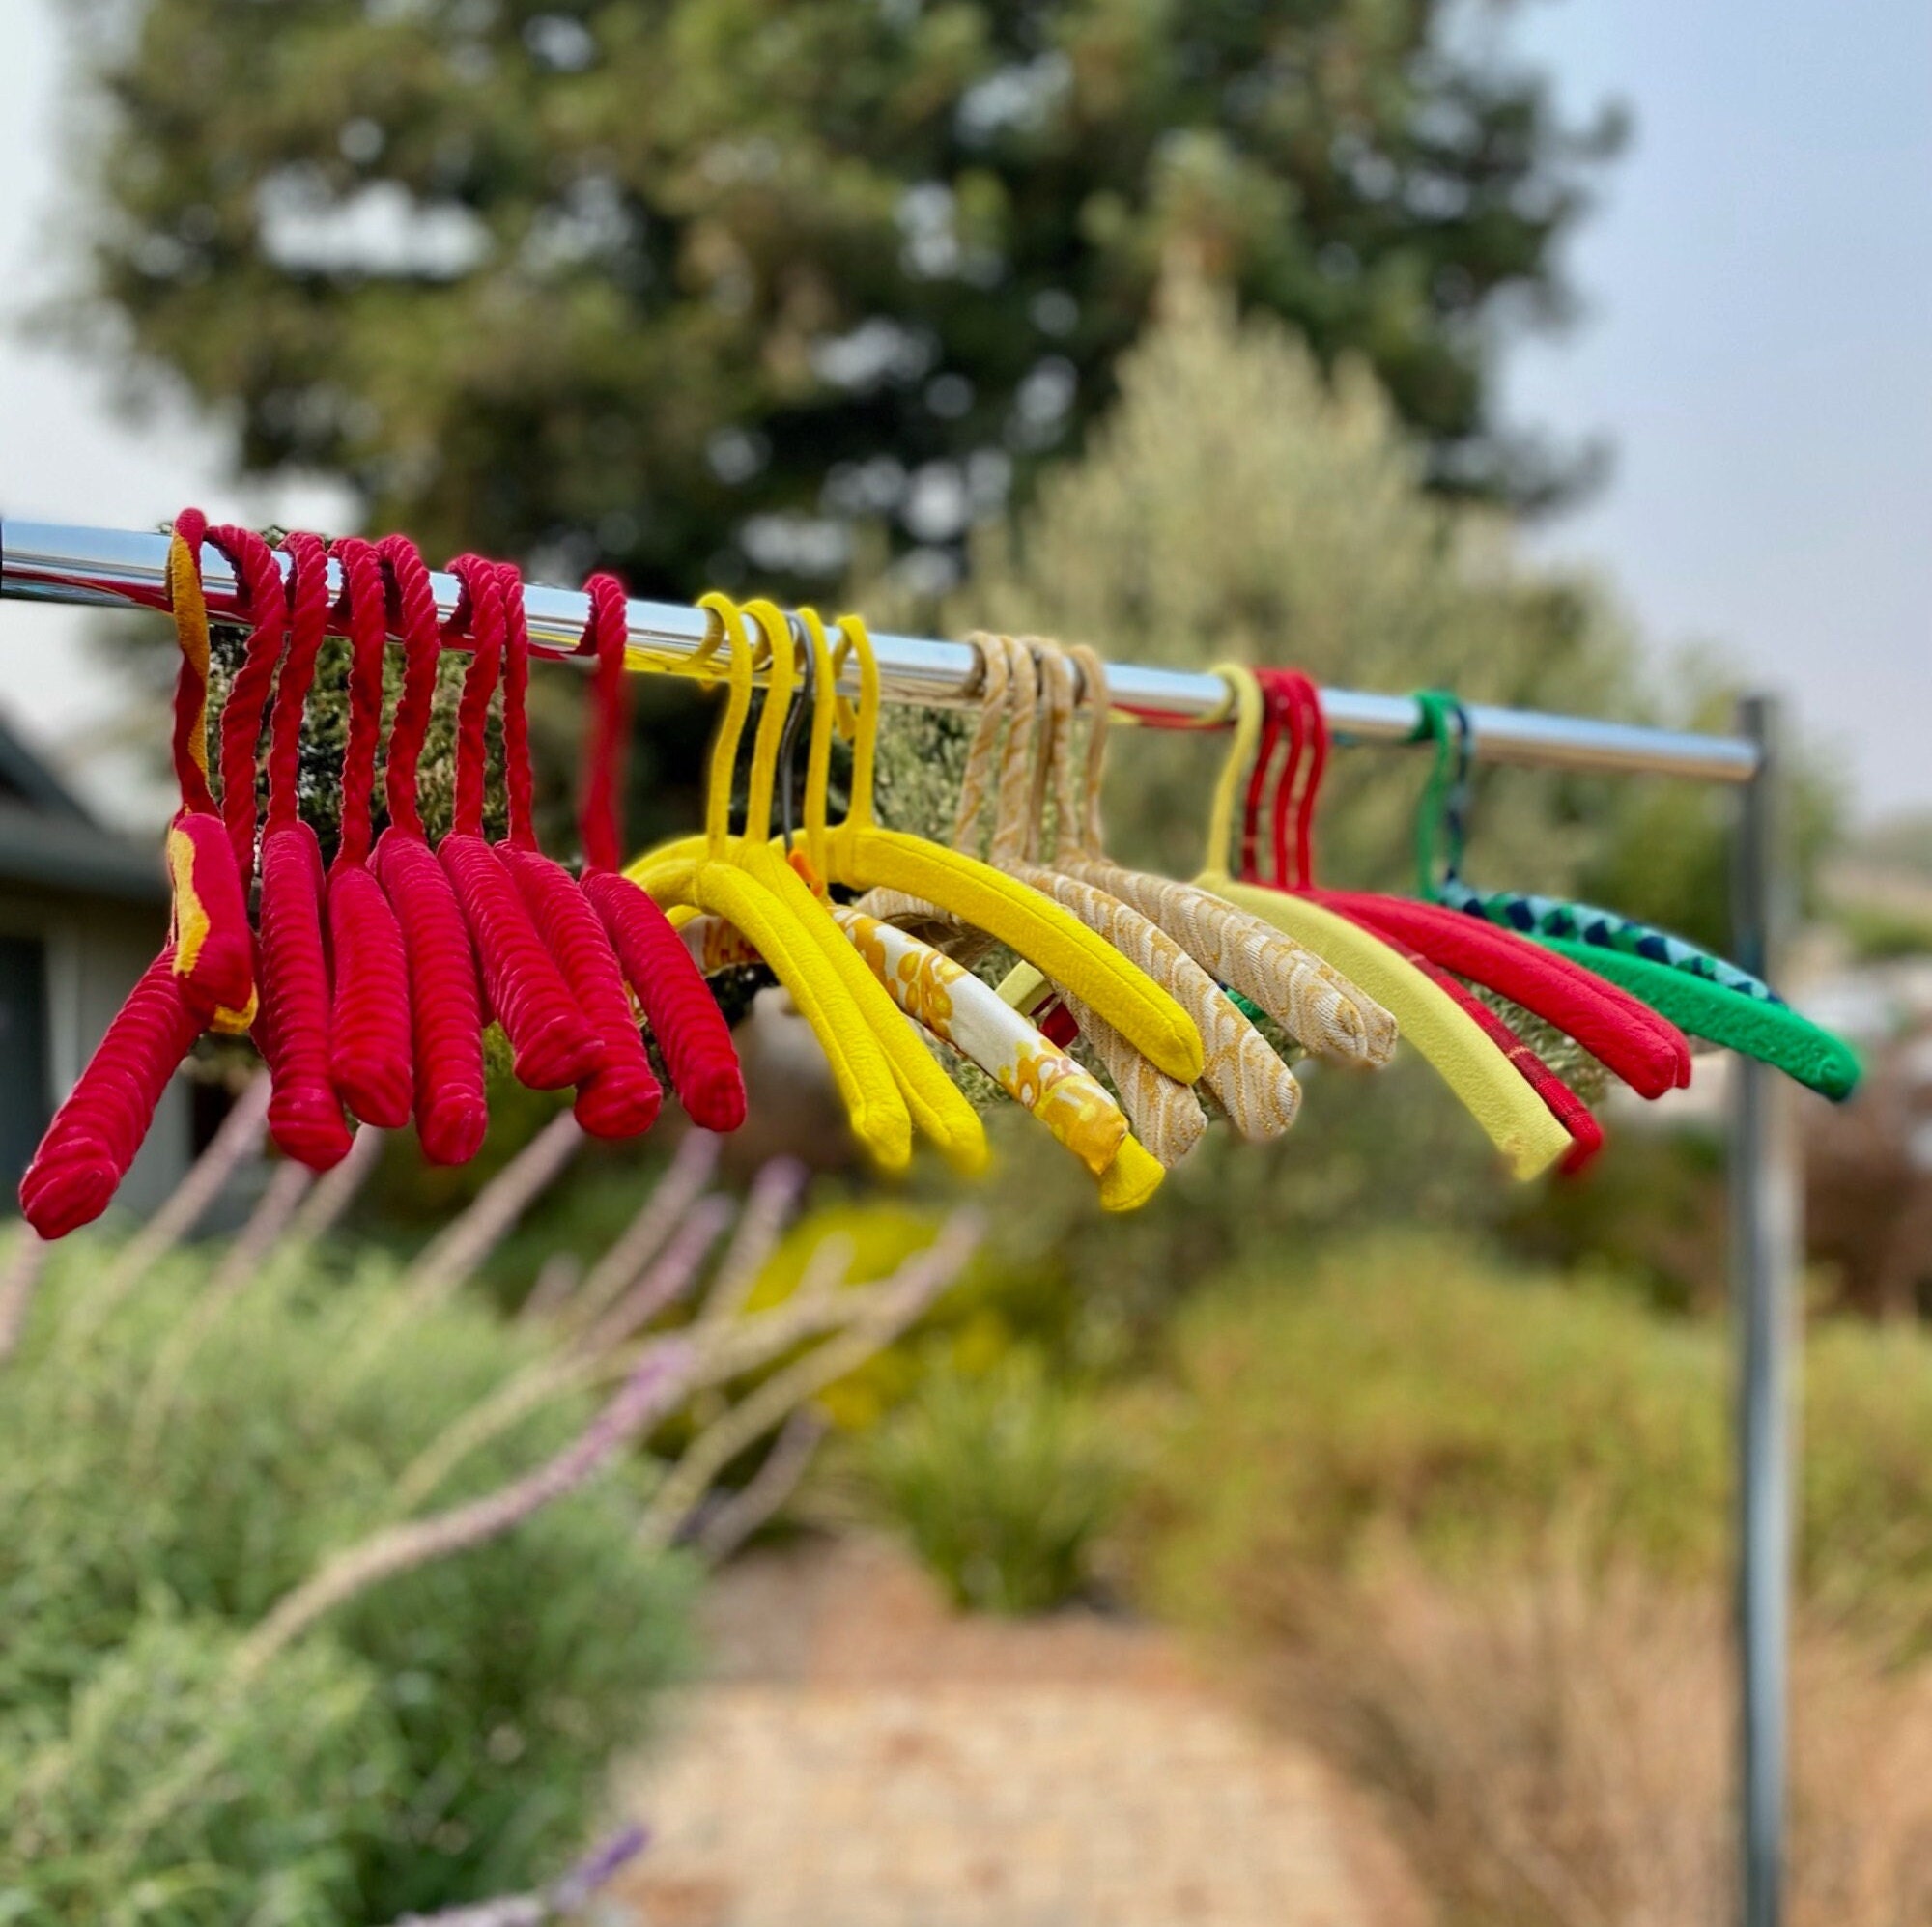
top-left (19, 949), bottom-right (205, 1238)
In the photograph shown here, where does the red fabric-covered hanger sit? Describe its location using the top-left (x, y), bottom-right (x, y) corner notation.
top-left (1248, 667), bottom-right (1605, 1173)
top-left (250, 533), bottom-right (354, 1168)
top-left (18, 511), bottom-right (267, 1234)
top-left (371, 536), bottom-right (490, 1165)
top-left (161, 507), bottom-right (257, 1032)
top-left (323, 535), bottom-right (412, 1129)
top-left (490, 561), bottom-right (663, 1138)
top-left (435, 553), bottom-right (599, 1091)
top-left (575, 574), bottom-right (747, 1133)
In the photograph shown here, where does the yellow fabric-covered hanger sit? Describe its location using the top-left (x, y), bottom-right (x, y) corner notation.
top-left (688, 604), bottom-right (1169, 1207)
top-left (784, 605), bottom-right (1165, 1208)
top-left (851, 628), bottom-right (1204, 1163)
top-left (625, 595), bottom-right (972, 1174)
top-left (807, 610), bottom-right (1203, 1085)
top-left (1195, 664), bottom-right (1570, 1182)
top-left (637, 608), bottom-right (1203, 1087)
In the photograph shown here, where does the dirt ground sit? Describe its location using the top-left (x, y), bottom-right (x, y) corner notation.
top-left (610, 1535), bottom-right (1426, 1927)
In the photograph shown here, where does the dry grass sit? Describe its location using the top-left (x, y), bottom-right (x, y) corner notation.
top-left (1274, 1551), bottom-right (1932, 1927)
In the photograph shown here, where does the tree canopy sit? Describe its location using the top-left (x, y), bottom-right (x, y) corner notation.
top-left (75, 0), bottom-right (1618, 595)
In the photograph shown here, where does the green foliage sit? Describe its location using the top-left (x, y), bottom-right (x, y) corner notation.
top-left (1501, 1124), bottom-right (1728, 1314)
top-left (872, 275), bottom-right (1638, 891)
top-left (1848, 809), bottom-right (1932, 882)
top-left (3, 1618), bottom-right (406, 1927)
top-left (1835, 900), bottom-right (1932, 964)
top-left (73, 0), bottom-right (1617, 603)
top-left (866, 1349), bottom-right (1125, 1613)
top-left (0, 1242), bottom-right (696, 1921)
top-left (1139, 1232), bottom-right (1932, 1661)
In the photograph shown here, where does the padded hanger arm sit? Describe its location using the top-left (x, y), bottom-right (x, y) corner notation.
top-left (1197, 665), bottom-right (1571, 1179)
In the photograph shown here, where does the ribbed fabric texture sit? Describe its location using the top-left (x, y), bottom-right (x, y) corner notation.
top-left (439, 554), bottom-right (598, 1091)
top-left (491, 564), bottom-right (658, 1135)
top-left (501, 849), bottom-right (661, 1136)
top-left (574, 572), bottom-right (745, 1133)
top-left (582, 872), bottom-right (748, 1132)
top-left (257, 819), bottom-right (353, 1168)
top-left (324, 534), bottom-right (412, 1128)
top-left (251, 531), bottom-right (352, 1169)
top-left (164, 810), bottom-right (256, 1031)
top-left (372, 832), bottom-right (489, 1162)
top-left (20, 509), bottom-right (259, 1235)
top-left (372, 536), bottom-right (488, 1164)
top-left (19, 951), bottom-right (205, 1238)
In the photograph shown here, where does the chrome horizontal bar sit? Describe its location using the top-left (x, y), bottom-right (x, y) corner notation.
top-left (0, 518), bottom-right (1758, 782)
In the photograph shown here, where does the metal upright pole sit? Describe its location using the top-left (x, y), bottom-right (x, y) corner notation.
top-left (1731, 692), bottom-right (1799, 1927)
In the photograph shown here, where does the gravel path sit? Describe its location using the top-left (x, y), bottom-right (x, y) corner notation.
top-left (611, 1537), bottom-right (1424, 1927)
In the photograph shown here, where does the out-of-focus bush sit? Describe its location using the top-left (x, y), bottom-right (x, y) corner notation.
top-left (1137, 1234), bottom-right (1932, 1924)
top-left (866, 1350), bottom-right (1126, 1615)
top-left (3, 1617), bottom-right (406, 1927)
top-left (1140, 1233), bottom-right (1727, 1642)
top-left (725, 1195), bottom-right (1071, 1432)
top-left (1500, 1124), bottom-right (1730, 1313)
top-left (875, 272), bottom-right (1637, 894)
top-left (0, 1241), bottom-right (696, 1922)
top-left (1140, 1230), bottom-right (1932, 1658)
top-left (1278, 1553), bottom-right (1932, 1927)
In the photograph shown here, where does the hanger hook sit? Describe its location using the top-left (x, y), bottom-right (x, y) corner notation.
top-left (1409, 688), bottom-right (1474, 894)
top-left (779, 611), bottom-right (814, 853)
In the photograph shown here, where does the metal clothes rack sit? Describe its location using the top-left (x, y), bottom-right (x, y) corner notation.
top-left (0, 516), bottom-right (1797, 1927)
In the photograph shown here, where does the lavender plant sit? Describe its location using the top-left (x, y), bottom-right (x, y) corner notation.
top-left (1, 1143), bottom-right (983, 1921)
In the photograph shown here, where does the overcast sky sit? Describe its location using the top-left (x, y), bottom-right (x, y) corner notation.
top-left (2, 0), bottom-right (1926, 828)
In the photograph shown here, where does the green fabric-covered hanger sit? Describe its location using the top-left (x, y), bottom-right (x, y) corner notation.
top-left (1410, 690), bottom-right (1861, 1101)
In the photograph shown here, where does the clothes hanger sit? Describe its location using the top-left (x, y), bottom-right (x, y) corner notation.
top-left (371, 535), bottom-right (490, 1166)
top-left (251, 529), bottom-right (355, 1169)
top-left (1315, 687), bottom-right (1691, 1100)
top-left (323, 534), bottom-right (413, 1131)
top-left (621, 593), bottom-right (924, 1173)
top-left (846, 627), bottom-right (1209, 1165)
top-left (1045, 640), bottom-right (1399, 1070)
top-left (686, 895), bottom-right (1165, 1209)
top-left (1411, 694), bottom-right (1861, 1102)
top-left (691, 596), bottom-right (991, 1175)
top-left (993, 639), bottom-right (1199, 1163)
top-left (436, 553), bottom-right (600, 1092)
top-left (633, 607), bottom-right (1205, 1089)
top-left (1248, 669), bottom-right (1605, 1175)
top-left (572, 570), bottom-right (747, 1134)
top-left (792, 608), bottom-right (1161, 1206)
top-left (1196, 664), bottom-right (1572, 1179)
top-left (676, 609), bottom-right (1163, 1208)
top-left (982, 632), bottom-right (1307, 1158)
top-left (490, 560), bottom-right (663, 1140)
top-left (19, 512), bottom-right (269, 1234)
top-left (160, 508), bottom-right (258, 1033)
top-left (1257, 668), bottom-right (1692, 1111)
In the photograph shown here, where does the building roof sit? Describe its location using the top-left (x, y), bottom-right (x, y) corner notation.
top-left (0, 711), bottom-right (168, 905)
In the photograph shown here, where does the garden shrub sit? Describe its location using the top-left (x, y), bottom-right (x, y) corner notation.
top-left (2, 1616), bottom-right (405, 1927)
top-left (0, 1239), bottom-right (696, 1922)
top-left (1141, 1228), bottom-right (1932, 1660)
top-left (866, 1349), bottom-right (1126, 1614)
